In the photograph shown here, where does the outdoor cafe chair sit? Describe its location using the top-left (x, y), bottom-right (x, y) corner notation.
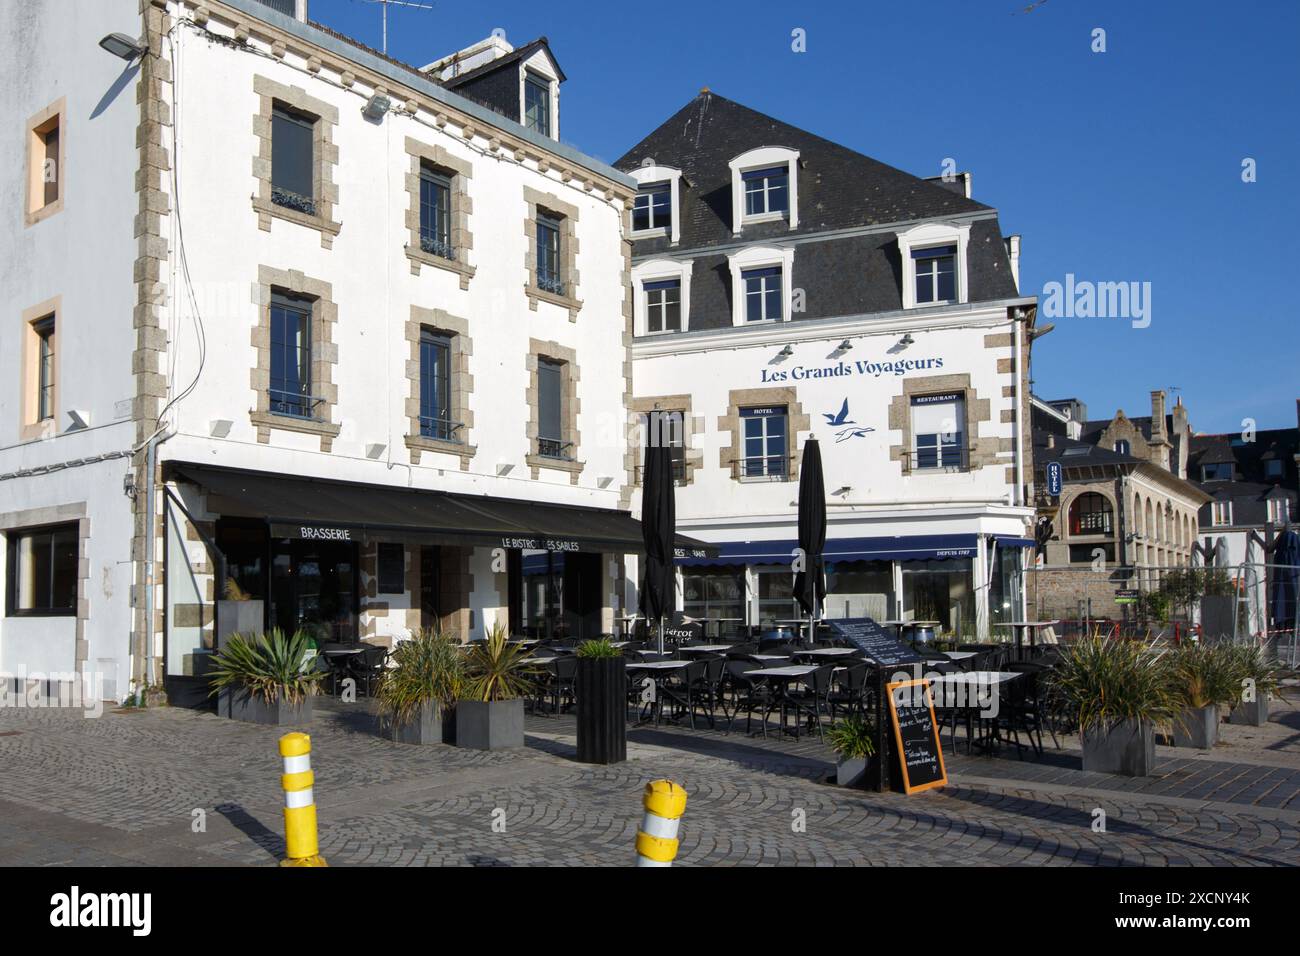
top-left (533, 655), bottom-right (577, 717)
top-left (659, 659), bottom-right (710, 729)
top-left (348, 644), bottom-right (389, 698)
top-left (827, 662), bottom-right (870, 721)
top-left (781, 664), bottom-right (836, 742)
top-left (721, 660), bottom-right (776, 737)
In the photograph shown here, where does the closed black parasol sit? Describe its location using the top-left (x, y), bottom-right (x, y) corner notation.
top-left (639, 430), bottom-right (676, 653)
top-left (793, 436), bottom-right (827, 643)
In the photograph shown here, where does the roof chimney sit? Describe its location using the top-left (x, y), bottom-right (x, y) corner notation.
top-left (1150, 390), bottom-right (1167, 444)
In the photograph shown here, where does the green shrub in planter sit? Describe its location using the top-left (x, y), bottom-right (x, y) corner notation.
top-left (457, 623), bottom-right (536, 750)
top-left (575, 638), bottom-right (626, 764)
top-left (377, 628), bottom-right (464, 745)
top-left (1225, 643), bottom-right (1286, 727)
top-left (826, 715), bottom-right (877, 787)
top-left (1168, 642), bottom-right (1239, 749)
top-left (207, 628), bottom-right (323, 725)
top-left (1050, 634), bottom-right (1175, 776)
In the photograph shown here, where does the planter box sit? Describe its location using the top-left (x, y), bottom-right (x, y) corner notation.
top-left (388, 700), bottom-right (442, 745)
top-left (1081, 719), bottom-right (1156, 776)
top-left (836, 756), bottom-right (869, 788)
top-left (455, 699), bottom-right (524, 750)
top-left (576, 657), bottom-right (627, 765)
top-left (1172, 704), bottom-right (1220, 749)
top-left (1230, 695), bottom-right (1271, 727)
top-left (228, 689), bottom-right (312, 726)
top-left (214, 600), bottom-right (264, 718)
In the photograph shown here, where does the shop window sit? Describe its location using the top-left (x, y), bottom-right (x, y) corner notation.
top-left (1068, 492), bottom-right (1114, 536)
top-left (824, 561), bottom-right (892, 620)
top-left (1068, 543), bottom-right (1115, 565)
top-left (271, 104), bottom-right (316, 214)
top-left (377, 543), bottom-right (405, 594)
top-left (682, 568), bottom-right (745, 627)
top-left (911, 393), bottom-right (966, 471)
top-left (6, 523), bottom-right (78, 616)
top-left (900, 559), bottom-right (974, 638)
top-left (740, 405), bottom-right (788, 480)
top-left (755, 566), bottom-right (798, 628)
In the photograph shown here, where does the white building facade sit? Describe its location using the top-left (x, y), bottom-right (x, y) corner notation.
top-left (2, 0), bottom-right (641, 703)
top-left (619, 93), bottom-right (1038, 640)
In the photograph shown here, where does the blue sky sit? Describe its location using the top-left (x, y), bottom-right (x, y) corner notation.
top-left (309, 0), bottom-right (1300, 433)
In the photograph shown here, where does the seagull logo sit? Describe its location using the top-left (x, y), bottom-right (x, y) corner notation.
top-left (823, 398), bottom-right (874, 443)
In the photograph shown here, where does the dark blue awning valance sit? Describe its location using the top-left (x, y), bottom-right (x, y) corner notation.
top-left (677, 534), bottom-right (979, 567)
top-left (993, 536), bottom-right (1035, 549)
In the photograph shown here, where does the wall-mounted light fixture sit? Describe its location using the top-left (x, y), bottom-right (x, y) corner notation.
top-left (99, 32), bottom-right (146, 62)
top-left (898, 333), bottom-right (915, 348)
top-left (833, 485), bottom-right (853, 497)
top-left (836, 339), bottom-right (853, 352)
top-left (776, 344), bottom-right (794, 359)
top-left (362, 91), bottom-right (391, 119)
top-left (209, 419), bottom-right (233, 438)
top-left (123, 472), bottom-right (137, 500)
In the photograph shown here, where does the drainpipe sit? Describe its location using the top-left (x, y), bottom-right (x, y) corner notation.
top-left (1012, 312), bottom-right (1025, 507)
top-left (141, 427), bottom-right (171, 691)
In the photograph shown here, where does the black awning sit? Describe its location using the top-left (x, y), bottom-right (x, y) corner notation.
top-left (167, 462), bottom-right (715, 556)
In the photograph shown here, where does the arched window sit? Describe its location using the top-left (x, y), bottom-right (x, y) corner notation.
top-left (1068, 492), bottom-right (1114, 536)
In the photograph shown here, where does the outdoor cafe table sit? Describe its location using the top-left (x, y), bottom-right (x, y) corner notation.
top-left (792, 647), bottom-right (859, 661)
top-left (928, 670), bottom-right (1025, 755)
top-left (996, 621), bottom-right (1059, 660)
top-left (626, 659), bottom-right (690, 726)
top-left (749, 653), bottom-right (792, 663)
top-left (745, 664), bottom-right (821, 738)
top-left (880, 620), bottom-right (941, 642)
top-left (678, 644), bottom-right (732, 656)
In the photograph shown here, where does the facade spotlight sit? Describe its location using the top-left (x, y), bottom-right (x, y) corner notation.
top-left (99, 33), bottom-right (146, 61)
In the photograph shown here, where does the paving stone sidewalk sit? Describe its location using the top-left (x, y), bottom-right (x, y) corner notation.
top-left (0, 698), bottom-right (1296, 867)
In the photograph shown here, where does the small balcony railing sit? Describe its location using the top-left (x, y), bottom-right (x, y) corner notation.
top-left (269, 387), bottom-right (325, 420)
top-left (419, 233), bottom-right (456, 261)
top-left (537, 438), bottom-right (574, 461)
top-left (730, 455), bottom-right (790, 481)
top-left (272, 186), bottom-right (317, 216)
top-left (419, 416), bottom-right (464, 443)
top-left (537, 270), bottom-right (566, 296)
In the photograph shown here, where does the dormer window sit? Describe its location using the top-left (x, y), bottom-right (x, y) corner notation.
top-left (632, 259), bottom-right (692, 335)
top-left (633, 184), bottom-right (672, 233)
top-left (728, 146), bottom-right (800, 233)
top-left (726, 246), bottom-right (795, 327)
top-left (897, 222), bottom-right (971, 309)
top-left (628, 165), bottom-right (683, 243)
top-left (743, 166), bottom-right (788, 217)
top-left (524, 70), bottom-right (552, 136)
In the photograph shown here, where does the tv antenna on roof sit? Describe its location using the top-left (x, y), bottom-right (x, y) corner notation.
top-left (360, 0), bottom-right (435, 56)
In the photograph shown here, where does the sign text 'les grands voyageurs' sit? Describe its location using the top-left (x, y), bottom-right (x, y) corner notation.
top-left (760, 356), bottom-right (944, 383)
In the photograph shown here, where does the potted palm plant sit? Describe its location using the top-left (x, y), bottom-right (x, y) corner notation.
top-left (207, 628), bottom-right (323, 726)
top-left (826, 715), bottom-right (877, 787)
top-left (1050, 634), bottom-right (1175, 776)
top-left (1227, 643), bottom-right (1285, 727)
top-left (1168, 641), bottom-right (1237, 749)
top-left (575, 638), bottom-right (627, 764)
top-left (377, 628), bottom-right (464, 745)
top-left (457, 622), bottom-right (536, 750)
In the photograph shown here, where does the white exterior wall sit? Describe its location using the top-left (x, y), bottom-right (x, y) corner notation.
top-left (0, 0), bottom-right (142, 700)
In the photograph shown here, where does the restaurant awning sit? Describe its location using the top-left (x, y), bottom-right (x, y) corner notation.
top-left (676, 533), bottom-right (980, 566)
top-left (167, 462), bottom-right (716, 557)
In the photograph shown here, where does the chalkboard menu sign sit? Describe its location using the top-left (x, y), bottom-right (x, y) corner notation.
top-left (884, 678), bottom-right (947, 795)
top-left (824, 618), bottom-right (924, 667)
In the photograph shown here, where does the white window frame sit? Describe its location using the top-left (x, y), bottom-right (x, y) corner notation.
top-left (1268, 498), bottom-right (1290, 525)
top-left (1211, 501), bottom-right (1232, 527)
top-left (518, 50), bottom-right (560, 139)
top-left (897, 221), bottom-right (971, 309)
top-left (628, 165), bottom-right (683, 244)
top-left (726, 245), bottom-right (795, 327)
top-left (632, 258), bottom-right (692, 336)
top-left (728, 146), bottom-right (799, 234)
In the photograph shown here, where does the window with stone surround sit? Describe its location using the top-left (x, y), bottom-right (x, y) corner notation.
top-left (404, 306), bottom-right (475, 469)
top-left (26, 98), bottom-right (65, 227)
top-left (526, 340), bottom-right (583, 482)
top-left (5, 522), bottom-right (78, 616)
top-left (523, 187), bottom-right (582, 320)
top-left (630, 396), bottom-right (697, 488)
top-left (718, 387), bottom-right (809, 484)
top-left (20, 297), bottom-right (61, 441)
top-left (252, 77), bottom-right (340, 248)
top-left (250, 267), bottom-right (340, 451)
top-left (887, 374), bottom-right (1000, 475)
top-left (404, 137), bottom-right (475, 287)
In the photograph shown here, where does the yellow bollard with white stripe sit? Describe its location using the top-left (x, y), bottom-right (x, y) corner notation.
top-left (278, 732), bottom-right (327, 867)
top-left (636, 779), bottom-right (687, 867)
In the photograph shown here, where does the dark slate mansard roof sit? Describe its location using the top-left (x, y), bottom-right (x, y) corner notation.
top-left (614, 92), bottom-right (1021, 332)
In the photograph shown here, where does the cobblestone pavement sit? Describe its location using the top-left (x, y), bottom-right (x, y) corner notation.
top-left (0, 697), bottom-right (1297, 867)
